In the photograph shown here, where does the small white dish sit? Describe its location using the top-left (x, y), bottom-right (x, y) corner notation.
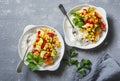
top-left (63, 4), bottom-right (108, 49)
top-left (18, 25), bottom-right (65, 71)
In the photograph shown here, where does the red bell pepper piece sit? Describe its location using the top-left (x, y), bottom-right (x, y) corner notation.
top-left (100, 22), bottom-right (106, 31)
top-left (47, 33), bottom-right (54, 37)
top-left (32, 49), bottom-right (39, 53)
top-left (41, 39), bottom-right (47, 49)
top-left (36, 39), bottom-right (39, 42)
top-left (94, 12), bottom-right (99, 18)
top-left (84, 18), bottom-right (90, 24)
top-left (38, 31), bottom-right (41, 35)
top-left (43, 53), bottom-right (50, 59)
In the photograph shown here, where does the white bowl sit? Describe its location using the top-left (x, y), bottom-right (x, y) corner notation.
top-left (63, 4), bottom-right (108, 49)
top-left (18, 25), bottom-right (65, 71)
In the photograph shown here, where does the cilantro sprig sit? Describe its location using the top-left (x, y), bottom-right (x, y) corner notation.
top-left (64, 48), bottom-right (92, 77)
top-left (26, 52), bottom-right (43, 71)
top-left (72, 12), bottom-right (84, 28)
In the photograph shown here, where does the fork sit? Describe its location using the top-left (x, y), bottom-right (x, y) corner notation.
top-left (58, 4), bottom-right (77, 35)
top-left (16, 35), bottom-right (30, 73)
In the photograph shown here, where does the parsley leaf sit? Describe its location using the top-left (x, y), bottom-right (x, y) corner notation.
top-left (63, 59), bottom-right (71, 66)
top-left (38, 60), bottom-right (43, 66)
top-left (84, 65), bottom-right (91, 69)
top-left (64, 48), bottom-right (92, 77)
top-left (69, 48), bottom-right (77, 57)
top-left (28, 62), bottom-right (38, 71)
top-left (76, 62), bottom-right (82, 69)
top-left (70, 59), bottom-right (78, 65)
top-left (77, 21), bottom-right (83, 28)
top-left (26, 52), bottom-right (44, 71)
top-left (72, 12), bottom-right (77, 16)
top-left (26, 52), bottom-right (34, 60)
top-left (77, 68), bottom-right (86, 76)
top-left (72, 18), bottom-right (79, 26)
top-left (81, 59), bottom-right (91, 66)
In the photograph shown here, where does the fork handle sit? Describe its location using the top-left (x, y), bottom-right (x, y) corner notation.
top-left (16, 60), bottom-right (24, 73)
top-left (58, 4), bottom-right (67, 15)
top-left (58, 4), bottom-right (75, 29)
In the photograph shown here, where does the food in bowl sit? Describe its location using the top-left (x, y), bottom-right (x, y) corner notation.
top-left (63, 4), bottom-right (108, 49)
top-left (19, 25), bottom-right (64, 71)
top-left (71, 6), bottom-right (106, 46)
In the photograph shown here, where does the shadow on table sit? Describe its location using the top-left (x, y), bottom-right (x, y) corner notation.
top-left (75, 16), bottom-right (115, 54)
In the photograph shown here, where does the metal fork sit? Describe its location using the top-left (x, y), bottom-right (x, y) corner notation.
top-left (58, 4), bottom-right (77, 35)
top-left (16, 35), bottom-right (30, 73)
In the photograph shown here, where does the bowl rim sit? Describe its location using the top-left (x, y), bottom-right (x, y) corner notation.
top-left (63, 4), bottom-right (108, 49)
top-left (18, 25), bottom-right (65, 71)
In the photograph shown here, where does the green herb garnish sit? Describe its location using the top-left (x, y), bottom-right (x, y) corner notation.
top-left (69, 48), bottom-right (78, 57)
top-left (81, 58), bottom-right (91, 66)
top-left (77, 68), bottom-right (86, 76)
top-left (26, 52), bottom-right (43, 71)
top-left (72, 18), bottom-right (79, 26)
top-left (70, 59), bottom-right (78, 65)
top-left (77, 21), bottom-right (83, 28)
top-left (72, 17), bottom-right (84, 28)
top-left (72, 12), bottom-right (78, 16)
top-left (28, 62), bottom-right (38, 71)
top-left (76, 62), bottom-right (82, 70)
top-left (64, 48), bottom-right (92, 77)
top-left (72, 11), bottom-right (84, 28)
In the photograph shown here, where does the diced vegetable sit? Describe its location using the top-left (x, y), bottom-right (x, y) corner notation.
top-left (100, 22), bottom-right (106, 31)
top-left (40, 51), bottom-right (47, 58)
top-left (71, 6), bottom-right (106, 44)
top-left (44, 57), bottom-right (53, 65)
top-left (47, 32), bottom-right (54, 37)
top-left (43, 53), bottom-right (51, 59)
top-left (26, 28), bottom-right (61, 71)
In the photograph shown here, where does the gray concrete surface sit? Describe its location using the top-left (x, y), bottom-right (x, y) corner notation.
top-left (0, 0), bottom-right (120, 81)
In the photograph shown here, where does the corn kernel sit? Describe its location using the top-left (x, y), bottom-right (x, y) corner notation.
top-left (92, 29), bottom-right (95, 32)
top-left (51, 50), bottom-right (57, 56)
top-left (90, 24), bottom-right (93, 28)
top-left (89, 6), bottom-right (94, 11)
top-left (90, 32), bottom-right (94, 35)
top-left (33, 52), bottom-right (39, 57)
top-left (95, 19), bottom-right (98, 23)
top-left (93, 16), bottom-right (96, 19)
top-left (94, 24), bottom-right (98, 28)
top-left (50, 48), bottom-right (53, 51)
top-left (56, 41), bottom-right (60, 48)
top-left (86, 28), bottom-right (89, 31)
top-left (43, 47), bottom-right (46, 50)
top-left (32, 42), bottom-right (35, 46)
top-left (52, 44), bottom-right (55, 46)
top-left (92, 35), bottom-right (95, 38)
top-left (79, 13), bottom-right (82, 16)
top-left (47, 39), bottom-right (49, 42)
top-left (36, 42), bottom-right (38, 45)
top-left (91, 38), bottom-right (95, 40)
top-left (88, 28), bottom-right (91, 31)
top-left (89, 35), bottom-right (92, 38)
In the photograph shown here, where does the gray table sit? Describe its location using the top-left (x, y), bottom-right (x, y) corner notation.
top-left (0, 0), bottom-right (120, 81)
